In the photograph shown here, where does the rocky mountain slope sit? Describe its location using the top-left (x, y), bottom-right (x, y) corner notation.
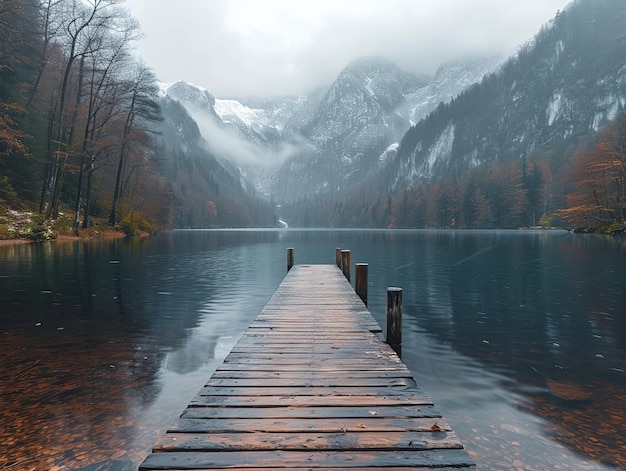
top-left (162, 55), bottom-right (500, 203)
top-left (278, 0), bottom-right (626, 229)
top-left (153, 93), bottom-right (275, 228)
top-left (391, 0), bottom-right (626, 187)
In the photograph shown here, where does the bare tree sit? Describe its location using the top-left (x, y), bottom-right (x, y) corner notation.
top-left (108, 60), bottom-right (161, 226)
top-left (72, 12), bottom-right (140, 232)
top-left (26, 0), bottom-right (65, 107)
top-left (41, 0), bottom-right (126, 221)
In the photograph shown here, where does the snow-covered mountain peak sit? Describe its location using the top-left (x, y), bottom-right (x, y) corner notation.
top-left (214, 99), bottom-right (272, 133)
top-left (404, 56), bottom-right (502, 125)
top-left (157, 81), bottom-right (173, 97)
top-left (155, 56), bottom-right (511, 204)
top-left (165, 80), bottom-right (216, 109)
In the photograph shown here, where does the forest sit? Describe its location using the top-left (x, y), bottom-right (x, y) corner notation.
top-left (1, 0), bottom-right (171, 238)
top-left (282, 111), bottom-right (626, 233)
top-left (0, 0), bottom-right (274, 240)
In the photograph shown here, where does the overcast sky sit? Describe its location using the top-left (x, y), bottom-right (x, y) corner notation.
top-left (124, 0), bottom-right (572, 98)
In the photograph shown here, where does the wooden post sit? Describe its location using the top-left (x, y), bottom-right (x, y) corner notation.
top-left (335, 248), bottom-right (342, 268)
top-left (355, 263), bottom-right (368, 306)
top-left (386, 287), bottom-right (402, 358)
top-left (287, 248), bottom-right (294, 272)
top-left (341, 250), bottom-right (351, 281)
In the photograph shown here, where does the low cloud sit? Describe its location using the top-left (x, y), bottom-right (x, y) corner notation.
top-left (127, 0), bottom-right (571, 98)
top-left (184, 104), bottom-right (306, 169)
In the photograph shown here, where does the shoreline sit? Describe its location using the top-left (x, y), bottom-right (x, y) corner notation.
top-left (0, 238), bottom-right (32, 246)
top-left (0, 230), bottom-right (129, 247)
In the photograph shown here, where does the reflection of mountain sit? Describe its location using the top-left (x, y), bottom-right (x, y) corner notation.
top-left (163, 328), bottom-right (238, 375)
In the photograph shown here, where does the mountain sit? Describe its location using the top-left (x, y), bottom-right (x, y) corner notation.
top-left (153, 93), bottom-right (276, 228)
top-left (268, 57), bottom-right (430, 200)
top-left (266, 56), bottom-right (502, 202)
top-left (392, 0), bottom-right (626, 186)
top-left (281, 0), bottom-right (626, 229)
top-left (402, 56), bottom-right (503, 125)
top-left (160, 54), bottom-right (501, 206)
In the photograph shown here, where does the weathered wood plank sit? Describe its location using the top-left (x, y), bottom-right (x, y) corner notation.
top-left (191, 386), bottom-right (430, 399)
top-left (154, 430), bottom-right (461, 451)
top-left (222, 353), bottom-right (402, 363)
top-left (237, 340), bottom-right (386, 346)
top-left (168, 416), bottom-right (452, 434)
top-left (216, 363), bottom-right (408, 372)
top-left (203, 377), bottom-right (416, 388)
top-left (143, 468), bottom-right (469, 471)
top-left (248, 321), bottom-right (381, 330)
top-left (181, 405), bottom-right (441, 419)
top-left (143, 468), bottom-right (470, 471)
top-left (139, 448), bottom-right (475, 469)
top-left (209, 370), bottom-right (414, 379)
top-left (190, 392), bottom-right (434, 407)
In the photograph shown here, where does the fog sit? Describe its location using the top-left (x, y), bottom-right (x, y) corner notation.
top-left (125, 0), bottom-right (572, 98)
top-left (185, 104), bottom-right (307, 169)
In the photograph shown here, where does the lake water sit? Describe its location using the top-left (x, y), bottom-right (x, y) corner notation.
top-left (1, 229), bottom-right (624, 470)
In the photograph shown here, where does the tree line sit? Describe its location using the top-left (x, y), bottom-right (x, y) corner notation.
top-left (558, 112), bottom-right (626, 231)
top-left (282, 111), bottom-right (626, 232)
top-left (0, 0), bottom-right (180, 234)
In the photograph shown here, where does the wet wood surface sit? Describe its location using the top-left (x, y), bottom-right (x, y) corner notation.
top-left (139, 264), bottom-right (474, 470)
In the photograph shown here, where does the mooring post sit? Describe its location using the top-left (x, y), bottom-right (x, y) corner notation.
top-left (341, 250), bottom-right (351, 281)
top-left (386, 287), bottom-right (402, 358)
top-left (336, 248), bottom-right (342, 268)
top-left (355, 263), bottom-right (368, 306)
top-left (287, 247), bottom-right (294, 272)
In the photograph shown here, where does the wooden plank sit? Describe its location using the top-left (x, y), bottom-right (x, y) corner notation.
top-left (233, 340), bottom-right (388, 347)
top-left (143, 468), bottom-right (470, 471)
top-left (240, 336), bottom-right (382, 342)
top-left (168, 417), bottom-right (452, 433)
top-left (153, 431), bottom-right (461, 451)
top-left (142, 468), bottom-right (469, 471)
top-left (191, 386), bottom-right (430, 399)
top-left (203, 377), bottom-right (416, 388)
top-left (139, 264), bottom-right (474, 470)
top-left (248, 320), bottom-right (381, 329)
top-left (190, 392), bottom-right (434, 407)
top-left (139, 448), bottom-right (475, 469)
top-left (215, 366), bottom-right (409, 373)
top-left (181, 405), bottom-right (441, 419)
top-left (222, 353), bottom-right (403, 363)
top-left (209, 370), bottom-right (414, 379)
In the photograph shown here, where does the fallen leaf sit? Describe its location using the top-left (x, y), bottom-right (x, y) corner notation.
top-left (431, 422), bottom-right (441, 431)
top-left (356, 423), bottom-right (367, 429)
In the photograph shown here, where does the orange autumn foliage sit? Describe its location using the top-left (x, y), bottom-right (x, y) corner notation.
top-left (560, 112), bottom-right (626, 226)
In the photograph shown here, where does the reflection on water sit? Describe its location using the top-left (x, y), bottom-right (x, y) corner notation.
top-left (349, 230), bottom-right (625, 470)
top-left (0, 232), bottom-right (285, 470)
top-left (0, 230), bottom-right (624, 470)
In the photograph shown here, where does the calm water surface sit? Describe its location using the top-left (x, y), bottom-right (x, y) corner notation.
top-left (1, 229), bottom-right (624, 470)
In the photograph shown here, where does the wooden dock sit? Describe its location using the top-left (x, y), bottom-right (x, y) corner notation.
top-left (139, 263), bottom-right (474, 470)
